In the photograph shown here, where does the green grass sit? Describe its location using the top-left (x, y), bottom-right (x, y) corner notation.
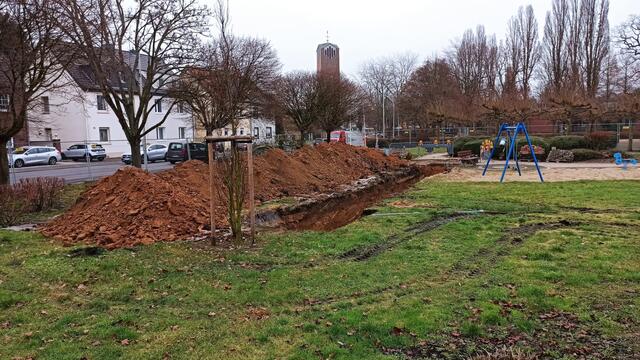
top-left (406, 147), bottom-right (448, 158)
top-left (1, 180), bottom-right (639, 359)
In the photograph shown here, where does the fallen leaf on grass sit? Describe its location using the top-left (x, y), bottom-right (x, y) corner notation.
top-left (121, 339), bottom-right (130, 346)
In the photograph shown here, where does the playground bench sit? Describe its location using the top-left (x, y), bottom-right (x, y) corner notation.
top-left (457, 150), bottom-right (479, 166)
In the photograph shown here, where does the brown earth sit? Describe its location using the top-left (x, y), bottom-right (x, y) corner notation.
top-left (41, 143), bottom-right (411, 249)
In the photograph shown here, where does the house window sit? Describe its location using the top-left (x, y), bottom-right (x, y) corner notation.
top-left (253, 127), bottom-right (259, 138)
top-left (97, 95), bottom-right (107, 111)
top-left (42, 96), bottom-right (50, 114)
top-left (154, 99), bottom-right (162, 113)
top-left (266, 126), bottom-right (273, 138)
top-left (176, 102), bottom-right (185, 113)
top-left (45, 128), bottom-right (52, 141)
top-left (224, 128), bottom-right (229, 136)
top-left (240, 128), bottom-right (244, 135)
top-left (99, 127), bottom-right (110, 142)
top-left (178, 127), bottom-right (186, 139)
top-left (0, 95), bottom-right (9, 112)
top-left (156, 127), bottom-right (165, 139)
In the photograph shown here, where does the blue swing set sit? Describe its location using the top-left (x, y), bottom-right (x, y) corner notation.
top-left (482, 122), bottom-right (544, 183)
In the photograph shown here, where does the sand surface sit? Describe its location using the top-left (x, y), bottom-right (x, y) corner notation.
top-left (431, 166), bottom-right (640, 182)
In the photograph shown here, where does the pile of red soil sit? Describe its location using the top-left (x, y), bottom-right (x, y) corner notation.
top-left (41, 143), bottom-right (410, 249)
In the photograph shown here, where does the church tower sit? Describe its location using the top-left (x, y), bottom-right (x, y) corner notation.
top-left (316, 40), bottom-right (340, 76)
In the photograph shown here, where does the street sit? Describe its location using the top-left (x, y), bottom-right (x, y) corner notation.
top-left (9, 159), bottom-right (175, 184)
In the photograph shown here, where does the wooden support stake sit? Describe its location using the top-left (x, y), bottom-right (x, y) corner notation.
top-left (208, 142), bottom-right (216, 245)
top-left (247, 142), bottom-right (256, 245)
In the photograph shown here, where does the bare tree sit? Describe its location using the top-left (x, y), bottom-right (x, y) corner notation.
top-left (448, 25), bottom-right (499, 123)
top-left (0, 0), bottom-right (71, 185)
top-left (581, 0), bottom-right (610, 98)
top-left (54, 0), bottom-right (209, 167)
top-left (541, 0), bottom-right (570, 95)
top-left (506, 5), bottom-right (540, 99)
top-left (317, 75), bottom-right (362, 143)
top-left (619, 15), bottom-right (640, 57)
top-left (272, 72), bottom-right (318, 146)
top-left (566, 0), bottom-right (583, 92)
top-left (181, 0), bottom-right (279, 245)
top-left (358, 53), bottom-right (418, 136)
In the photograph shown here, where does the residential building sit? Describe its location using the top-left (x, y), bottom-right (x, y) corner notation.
top-left (195, 118), bottom-right (276, 146)
top-left (16, 52), bottom-right (192, 157)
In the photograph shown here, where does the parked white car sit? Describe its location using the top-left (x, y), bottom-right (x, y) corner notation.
top-left (62, 143), bottom-right (107, 161)
top-left (9, 146), bottom-right (62, 168)
top-left (121, 144), bottom-right (168, 164)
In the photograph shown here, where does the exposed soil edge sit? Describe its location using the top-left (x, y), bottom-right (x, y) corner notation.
top-left (256, 164), bottom-right (446, 231)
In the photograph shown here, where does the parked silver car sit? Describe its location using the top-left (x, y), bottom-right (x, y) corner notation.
top-left (9, 146), bottom-right (62, 168)
top-left (121, 144), bottom-right (168, 164)
top-left (62, 143), bottom-right (107, 161)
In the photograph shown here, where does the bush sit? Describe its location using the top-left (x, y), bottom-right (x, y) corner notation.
top-left (548, 135), bottom-right (589, 150)
top-left (587, 131), bottom-right (616, 150)
top-left (571, 148), bottom-right (606, 162)
top-left (0, 185), bottom-right (26, 227)
top-left (453, 136), bottom-right (486, 155)
top-left (366, 138), bottom-right (390, 148)
top-left (0, 178), bottom-right (65, 227)
top-left (16, 177), bottom-right (65, 212)
top-left (459, 139), bottom-right (485, 155)
top-left (515, 136), bottom-right (550, 153)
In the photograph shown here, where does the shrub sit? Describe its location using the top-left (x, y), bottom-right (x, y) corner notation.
top-left (459, 139), bottom-right (485, 155)
top-left (15, 177), bottom-right (65, 212)
top-left (366, 138), bottom-right (390, 148)
top-left (0, 185), bottom-right (26, 227)
top-left (516, 136), bottom-right (550, 153)
top-left (587, 131), bottom-right (616, 150)
top-left (548, 135), bottom-right (589, 150)
top-left (453, 136), bottom-right (486, 155)
top-left (571, 148), bottom-right (606, 161)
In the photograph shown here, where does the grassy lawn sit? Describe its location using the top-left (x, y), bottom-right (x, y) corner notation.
top-left (1, 179), bottom-right (640, 359)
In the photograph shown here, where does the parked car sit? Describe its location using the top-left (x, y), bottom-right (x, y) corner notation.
top-left (166, 142), bottom-right (208, 164)
top-left (121, 144), bottom-right (168, 164)
top-left (62, 143), bottom-right (106, 161)
top-left (8, 146), bottom-right (62, 168)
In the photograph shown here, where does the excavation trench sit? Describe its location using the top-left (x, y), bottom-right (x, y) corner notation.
top-left (256, 164), bottom-right (446, 231)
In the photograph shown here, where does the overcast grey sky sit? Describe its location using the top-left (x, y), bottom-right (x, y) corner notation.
top-left (228, 0), bottom-right (638, 77)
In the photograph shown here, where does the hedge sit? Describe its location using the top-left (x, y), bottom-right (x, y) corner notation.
top-left (587, 131), bottom-right (617, 150)
top-left (548, 135), bottom-right (590, 150)
top-left (571, 148), bottom-right (606, 161)
top-left (453, 136), bottom-right (487, 155)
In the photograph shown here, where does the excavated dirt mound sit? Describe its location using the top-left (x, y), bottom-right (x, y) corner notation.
top-left (41, 143), bottom-right (411, 249)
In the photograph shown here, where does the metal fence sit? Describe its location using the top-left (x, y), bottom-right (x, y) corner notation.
top-left (6, 121), bottom-right (639, 185)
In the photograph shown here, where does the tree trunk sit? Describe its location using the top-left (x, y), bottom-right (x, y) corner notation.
top-left (325, 130), bottom-right (331, 143)
top-left (628, 120), bottom-right (634, 152)
top-left (129, 137), bottom-right (143, 168)
top-left (0, 139), bottom-right (10, 185)
top-left (299, 130), bottom-right (306, 147)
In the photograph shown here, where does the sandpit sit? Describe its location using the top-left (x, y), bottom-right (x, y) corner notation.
top-left (41, 143), bottom-right (414, 249)
top-left (431, 166), bottom-right (640, 182)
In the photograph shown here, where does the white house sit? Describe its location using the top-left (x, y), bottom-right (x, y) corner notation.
top-left (26, 53), bottom-right (193, 157)
top-left (197, 117), bottom-right (277, 146)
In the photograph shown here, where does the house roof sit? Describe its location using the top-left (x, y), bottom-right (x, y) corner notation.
top-left (65, 50), bottom-right (153, 93)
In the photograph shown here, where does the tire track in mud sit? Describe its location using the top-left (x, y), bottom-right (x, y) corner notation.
top-left (450, 219), bottom-right (581, 278)
top-left (302, 218), bottom-right (584, 309)
top-left (338, 212), bottom-right (488, 261)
